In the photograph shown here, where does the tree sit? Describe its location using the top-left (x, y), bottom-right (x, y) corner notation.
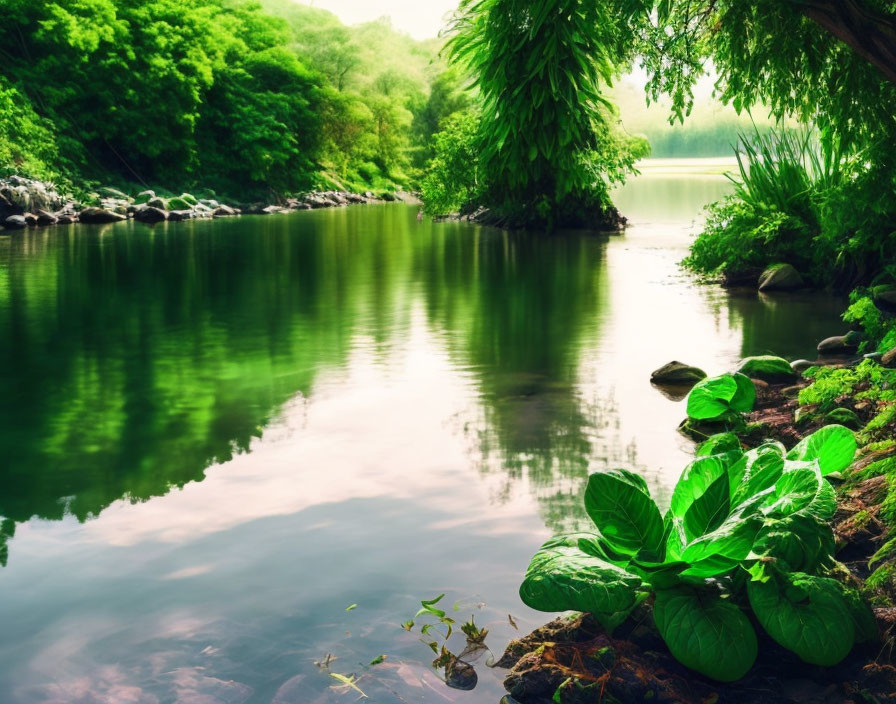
top-left (445, 0), bottom-right (651, 227)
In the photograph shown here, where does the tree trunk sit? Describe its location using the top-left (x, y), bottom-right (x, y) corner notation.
top-left (786, 0), bottom-right (896, 85)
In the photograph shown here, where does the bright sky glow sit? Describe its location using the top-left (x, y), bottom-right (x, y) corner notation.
top-left (302, 0), bottom-right (459, 39)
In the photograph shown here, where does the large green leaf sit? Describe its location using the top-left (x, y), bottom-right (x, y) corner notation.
top-left (680, 507), bottom-right (763, 568)
top-left (654, 587), bottom-right (757, 681)
top-left (686, 373), bottom-right (755, 420)
top-left (682, 472), bottom-right (730, 541)
top-left (764, 464), bottom-right (836, 520)
top-left (519, 540), bottom-right (641, 616)
top-left (752, 513), bottom-right (834, 572)
top-left (728, 442), bottom-right (785, 505)
top-left (585, 469), bottom-right (664, 556)
top-left (730, 373), bottom-right (757, 412)
top-left (670, 455), bottom-right (729, 519)
top-left (696, 433), bottom-right (743, 457)
top-left (786, 424), bottom-right (857, 476)
top-left (748, 573), bottom-right (855, 666)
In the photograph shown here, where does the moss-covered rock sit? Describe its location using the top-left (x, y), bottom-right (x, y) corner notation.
top-left (650, 361), bottom-right (707, 385)
top-left (167, 196), bottom-right (193, 211)
top-left (736, 355), bottom-right (797, 383)
top-left (758, 263), bottom-right (804, 292)
top-left (825, 408), bottom-right (863, 429)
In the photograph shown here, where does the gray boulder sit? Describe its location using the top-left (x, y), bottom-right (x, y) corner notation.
top-left (213, 205), bottom-right (239, 217)
top-left (817, 334), bottom-right (859, 355)
top-left (167, 210), bottom-right (194, 222)
top-left (57, 214), bottom-right (76, 225)
top-left (78, 207), bottom-right (126, 224)
top-left (3, 214), bottom-right (27, 230)
top-left (134, 206), bottom-right (168, 223)
top-left (36, 209), bottom-right (58, 226)
top-left (135, 190), bottom-right (155, 205)
top-left (650, 361), bottom-right (707, 385)
top-left (790, 359), bottom-right (815, 373)
top-left (758, 263), bottom-right (804, 292)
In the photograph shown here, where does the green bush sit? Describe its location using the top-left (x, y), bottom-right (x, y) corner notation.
top-left (520, 425), bottom-right (875, 682)
top-left (420, 111), bottom-right (481, 217)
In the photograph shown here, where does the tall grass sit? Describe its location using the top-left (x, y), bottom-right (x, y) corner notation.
top-left (683, 126), bottom-right (866, 285)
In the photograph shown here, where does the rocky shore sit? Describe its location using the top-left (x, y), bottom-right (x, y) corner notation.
top-left (0, 175), bottom-right (420, 234)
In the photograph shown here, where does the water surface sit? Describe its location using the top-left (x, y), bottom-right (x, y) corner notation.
top-left (0, 160), bottom-right (847, 703)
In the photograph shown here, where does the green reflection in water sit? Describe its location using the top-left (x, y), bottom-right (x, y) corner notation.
top-left (0, 207), bottom-right (613, 562)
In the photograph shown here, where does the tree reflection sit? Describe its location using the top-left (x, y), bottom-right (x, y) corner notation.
top-left (0, 209), bottom-right (631, 562)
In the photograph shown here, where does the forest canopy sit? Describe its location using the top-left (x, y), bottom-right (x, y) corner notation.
top-left (0, 0), bottom-right (467, 199)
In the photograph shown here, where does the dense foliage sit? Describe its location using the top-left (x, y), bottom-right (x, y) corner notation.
top-left (660, 1), bottom-right (896, 288)
top-left (435, 0), bottom-right (652, 226)
top-left (0, 0), bottom-right (466, 198)
top-left (520, 425), bottom-right (876, 681)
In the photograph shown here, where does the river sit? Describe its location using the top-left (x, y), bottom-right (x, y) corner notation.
top-left (0, 160), bottom-right (847, 703)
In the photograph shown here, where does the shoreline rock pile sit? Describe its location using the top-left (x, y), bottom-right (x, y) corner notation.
top-left (0, 177), bottom-right (393, 234)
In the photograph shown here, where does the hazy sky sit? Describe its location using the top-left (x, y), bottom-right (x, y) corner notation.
top-left (303, 0), bottom-right (458, 39)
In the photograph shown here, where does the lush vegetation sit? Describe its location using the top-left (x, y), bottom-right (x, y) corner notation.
top-left (669, 1), bottom-right (896, 290)
top-left (423, 0), bottom-right (652, 226)
top-left (520, 424), bottom-right (874, 681)
top-left (0, 0), bottom-right (467, 199)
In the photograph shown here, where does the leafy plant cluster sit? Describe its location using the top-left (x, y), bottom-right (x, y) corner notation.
top-left (683, 128), bottom-right (875, 286)
top-left (0, 0), bottom-right (469, 199)
top-left (843, 289), bottom-right (896, 355)
top-left (520, 424), bottom-right (877, 682)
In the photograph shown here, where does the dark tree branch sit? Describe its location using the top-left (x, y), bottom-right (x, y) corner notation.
top-left (786, 0), bottom-right (896, 85)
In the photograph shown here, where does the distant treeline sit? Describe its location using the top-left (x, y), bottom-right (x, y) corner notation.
top-left (0, 0), bottom-right (469, 199)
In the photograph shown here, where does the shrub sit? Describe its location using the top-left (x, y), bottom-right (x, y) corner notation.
top-left (520, 425), bottom-right (875, 682)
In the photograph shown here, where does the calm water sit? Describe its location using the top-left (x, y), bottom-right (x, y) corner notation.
top-left (0, 161), bottom-right (846, 703)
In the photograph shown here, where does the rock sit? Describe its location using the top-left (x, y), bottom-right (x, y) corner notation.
top-left (650, 361), bottom-right (707, 385)
top-left (135, 190), bottom-right (155, 205)
top-left (722, 268), bottom-right (764, 288)
top-left (864, 352), bottom-right (884, 363)
top-left (872, 286), bottom-right (896, 315)
top-left (24, 213), bottom-right (38, 226)
top-left (167, 196), bottom-right (193, 211)
top-left (3, 214), bottom-right (27, 230)
top-left (98, 186), bottom-right (130, 200)
top-left (56, 214), bottom-right (76, 225)
top-left (134, 206), bottom-right (168, 223)
top-left (212, 205), bottom-right (239, 217)
top-left (167, 210), bottom-right (195, 222)
top-left (818, 334), bottom-right (859, 355)
top-left (36, 209), bottom-right (58, 226)
top-left (758, 263), bottom-right (804, 291)
top-left (146, 196), bottom-right (168, 209)
top-left (736, 355), bottom-right (797, 382)
top-left (882, 346), bottom-right (896, 368)
top-left (178, 193), bottom-right (198, 206)
top-left (791, 359), bottom-right (815, 373)
top-left (78, 207), bottom-right (126, 224)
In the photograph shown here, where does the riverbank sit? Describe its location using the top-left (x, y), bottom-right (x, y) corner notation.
top-left (498, 324), bottom-right (896, 703)
top-left (0, 175), bottom-right (421, 233)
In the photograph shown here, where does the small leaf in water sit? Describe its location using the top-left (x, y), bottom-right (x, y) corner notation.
top-left (368, 654), bottom-right (386, 666)
top-left (461, 616), bottom-right (489, 644)
top-left (401, 620), bottom-right (414, 631)
top-left (345, 604), bottom-right (358, 612)
top-left (329, 673), bottom-right (367, 698)
top-left (508, 614), bottom-right (518, 630)
top-left (415, 594), bottom-right (447, 619)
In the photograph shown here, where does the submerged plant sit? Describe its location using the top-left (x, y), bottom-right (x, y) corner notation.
top-left (519, 424), bottom-right (875, 682)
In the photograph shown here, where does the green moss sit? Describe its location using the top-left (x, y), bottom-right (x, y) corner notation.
top-left (737, 355), bottom-right (797, 382)
top-left (167, 197), bottom-right (193, 211)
